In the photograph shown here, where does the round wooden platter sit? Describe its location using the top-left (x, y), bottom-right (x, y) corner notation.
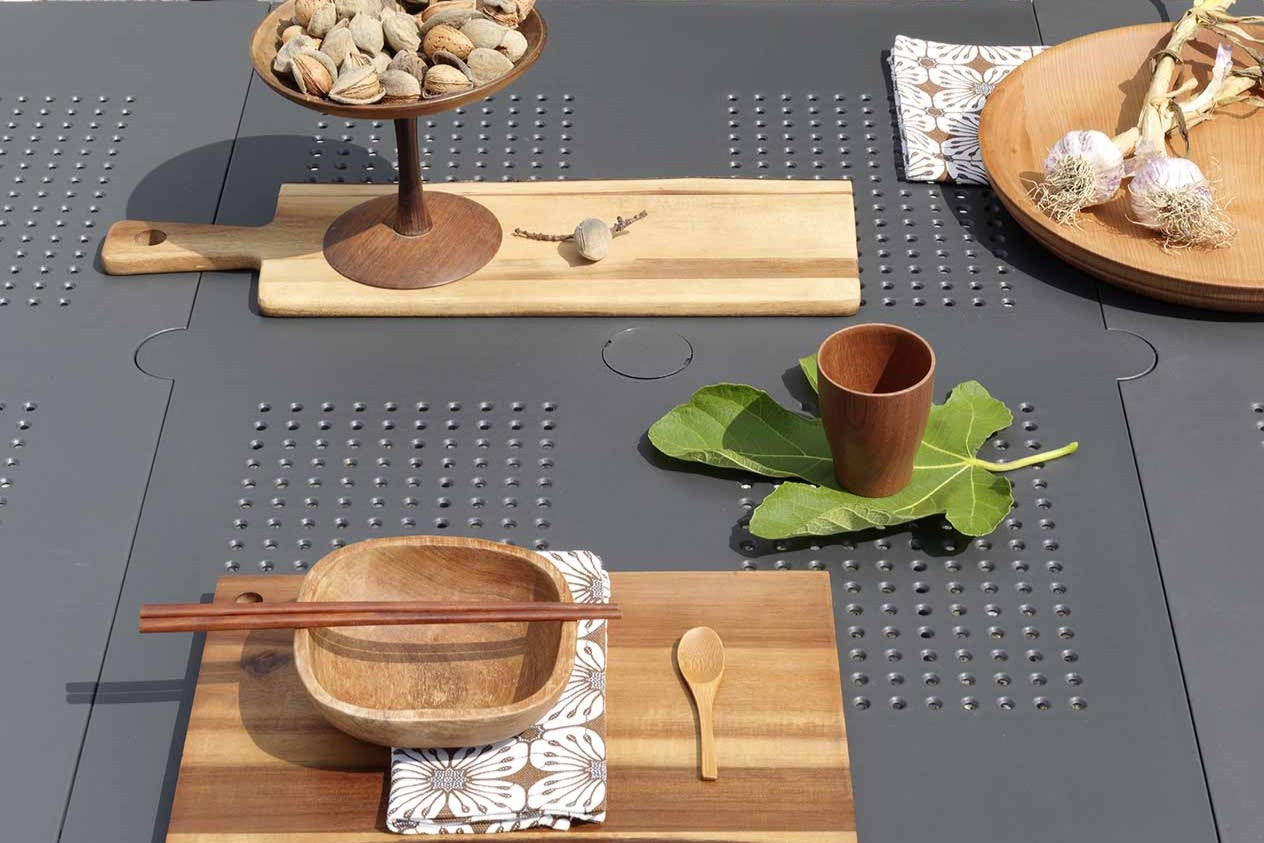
top-left (980, 24), bottom-right (1264, 312)
top-left (250, 0), bottom-right (547, 120)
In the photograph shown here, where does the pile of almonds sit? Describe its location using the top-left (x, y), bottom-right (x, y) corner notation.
top-left (272, 0), bottom-right (535, 105)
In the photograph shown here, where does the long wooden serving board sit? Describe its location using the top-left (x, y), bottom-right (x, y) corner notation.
top-left (102, 179), bottom-right (860, 317)
top-left (165, 571), bottom-right (855, 843)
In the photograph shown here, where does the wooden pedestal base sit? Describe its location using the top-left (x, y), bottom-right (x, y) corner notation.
top-left (322, 193), bottom-right (502, 290)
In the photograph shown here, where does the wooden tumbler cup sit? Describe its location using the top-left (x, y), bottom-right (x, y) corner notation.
top-left (817, 324), bottom-right (935, 497)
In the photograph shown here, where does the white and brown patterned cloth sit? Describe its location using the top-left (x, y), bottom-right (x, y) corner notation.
top-left (890, 35), bottom-right (1047, 184)
top-left (387, 550), bottom-right (609, 835)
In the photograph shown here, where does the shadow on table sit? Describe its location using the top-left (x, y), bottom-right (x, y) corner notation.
top-left (123, 134), bottom-right (385, 228)
top-left (108, 134), bottom-right (382, 316)
top-left (63, 599), bottom-right (209, 843)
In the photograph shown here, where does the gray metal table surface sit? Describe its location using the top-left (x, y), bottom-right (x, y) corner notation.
top-left (0, 4), bottom-right (263, 841)
top-left (0, 2), bottom-right (1254, 843)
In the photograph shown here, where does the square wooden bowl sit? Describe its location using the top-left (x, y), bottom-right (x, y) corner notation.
top-left (293, 535), bottom-right (576, 747)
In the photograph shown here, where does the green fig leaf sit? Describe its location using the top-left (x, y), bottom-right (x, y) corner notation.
top-left (649, 374), bottom-right (1077, 539)
top-left (647, 384), bottom-right (835, 486)
top-left (799, 355), bottom-right (819, 393)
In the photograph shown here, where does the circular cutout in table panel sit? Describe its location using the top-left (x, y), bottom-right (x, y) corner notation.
top-left (602, 327), bottom-right (693, 380)
top-left (980, 24), bottom-right (1264, 312)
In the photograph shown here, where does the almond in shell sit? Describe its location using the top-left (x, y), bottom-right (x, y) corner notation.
top-left (421, 0), bottom-right (475, 23)
top-left (320, 27), bottom-right (357, 67)
top-left (329, 65), bottom-right (385, 104)
top-left (342, 50), bottom-right (373, 70)
top-left (383, 13), bottom-right (421, 52)
top-left (380, 69), bottom-right (423, 99)
top-left (388, 49), bottom-right (429, 82)
top-left (460, 18), bottom-right (506, 50)
top-left (294, 0), bottom-right (326, 27)
top-left (423, 63), bottom-right (473, 97)
top-left (306, 1), bottom-right (337, 36)
top-left (290, 49), bottom-right (337, 96)
top-left (423, 24), bottom-right (473, 60)
top-left (417, 7), bottom-right (475, 35)
top-left (465, 47), bottom-right (513, 85)
top-left (349, 12), bottom-right (385, 54)
top-left (497, 27), bottom-right (526, 61)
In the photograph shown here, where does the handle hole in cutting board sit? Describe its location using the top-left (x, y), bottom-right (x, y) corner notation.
top-left (134, 228), bottom-right (167, 247)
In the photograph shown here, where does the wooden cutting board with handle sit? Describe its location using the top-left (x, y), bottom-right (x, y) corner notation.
top-left (102, 179), bottom-right (859, 317)
top-left (164, 571), bottom-right (854, 842)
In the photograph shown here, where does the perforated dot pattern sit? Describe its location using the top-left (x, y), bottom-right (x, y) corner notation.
top-left (734, 402), bottom-right (1084, 714)
top-left (725, 91), bottom-right (1020, 309)
top-left (0, 95), bottom-right (127, 310)
top-left (227, 399), bottom-right (558, 573)
top-left (310, 93), bottom-right (576, 184)
top-left (0, 400), bottom-right (36, 523)
top-left (1254, 400), bottom-right (1264, 443)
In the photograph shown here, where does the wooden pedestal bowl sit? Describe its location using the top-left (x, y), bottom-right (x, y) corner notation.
top-left (249, 1), bottom-right (547, 290)
top-left (293, 535), bottom-right (576, 748)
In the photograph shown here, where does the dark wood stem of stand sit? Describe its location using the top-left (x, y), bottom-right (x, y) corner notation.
top-left (321, 116), bottom-right (503, 290)
top-left (394, 118), bottom-right (431, 237)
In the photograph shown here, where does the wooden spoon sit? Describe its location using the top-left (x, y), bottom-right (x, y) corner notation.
top-left (677, 626), bottom-right (725, 781)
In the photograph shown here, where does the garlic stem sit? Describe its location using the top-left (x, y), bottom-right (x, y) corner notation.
top-left (1138, 0), bottom-right (1238, 152)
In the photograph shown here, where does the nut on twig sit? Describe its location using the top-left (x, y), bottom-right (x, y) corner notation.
top-left (512, 211), bottom-right (650, 262)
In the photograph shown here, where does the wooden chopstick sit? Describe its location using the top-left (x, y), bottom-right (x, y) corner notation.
top-left (138, 601), bottom-right (622, 634)
top-left (140, 600), bottom-right (612, 619)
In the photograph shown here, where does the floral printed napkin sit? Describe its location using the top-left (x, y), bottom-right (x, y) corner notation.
top-left (890, 35), bottom-right (1047, 184)
top-left (387, 550), bottom-right (609, 835)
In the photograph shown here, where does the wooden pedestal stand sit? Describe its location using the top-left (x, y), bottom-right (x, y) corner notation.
top-left (249, 0), bottom-right (547, 290)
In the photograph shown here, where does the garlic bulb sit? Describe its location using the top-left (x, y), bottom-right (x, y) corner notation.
top-left (1039, 130), bottom-right (1125, 216)
top-left (1128, 156), bottom-right (1232, 248)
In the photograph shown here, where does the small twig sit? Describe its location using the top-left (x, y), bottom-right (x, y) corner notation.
top-left (611, 210), bottom-right (648, 234)
top-left (511, 227), bottom-right (570, 242)
top-left (513, 210), bottom-right (649, 241)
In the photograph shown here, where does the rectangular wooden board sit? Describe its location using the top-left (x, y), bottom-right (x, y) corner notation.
top-left (165, 571), bottom-right (854, 842)
top-left (104, 179), bottom-right (858, 316)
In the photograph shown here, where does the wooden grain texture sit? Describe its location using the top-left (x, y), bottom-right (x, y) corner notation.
top-left (980, 24), bottom-right (1264, 311)
top-left (292, 536), bottom-right (575, 748)
top-left (100, 179), bottom-right (860, 317)
top-left (165, 571), bottom-right (854, 843)
top-left (817, 324), bottom-right (935, 497)
top-left (250, 1), bottom-right (548, 121)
